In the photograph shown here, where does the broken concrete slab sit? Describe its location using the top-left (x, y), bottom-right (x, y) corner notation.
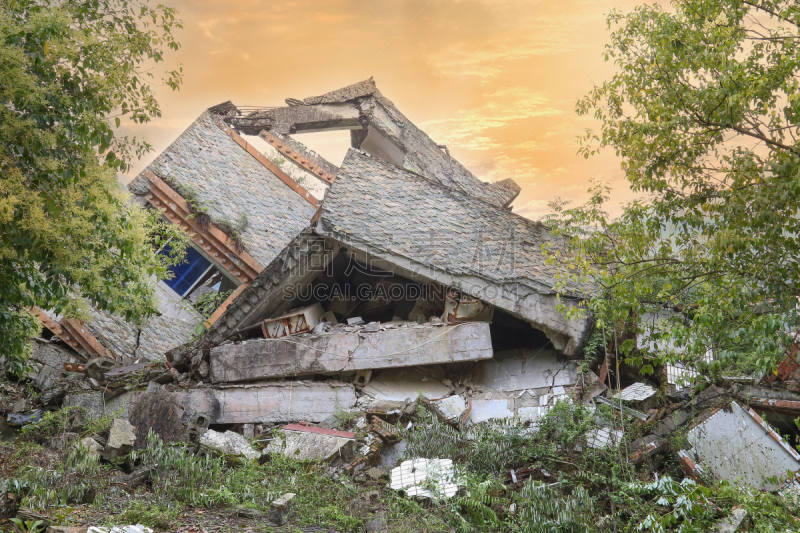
top-left (685, 402), bottom-right (800, 490)
top-left (199, 429), bottom-right (259, 462)
top-left (362, 367), bottom-right (450, 403)
top-left (63, 391), bottom-right (141, 420)
top-left (472, 349), bottom-right (578, 392)
top-left (263, 425), bottom-right (356, 463)
top-left (390, 458), bottom-right (458, 499)
top-left (210, 322), bottom-right (492, 383)
top-left (102, 419), bottom-right (136, 462)
top-left (430, 395), bottom-right (467, 423)
top-left (613, 382), bottom-right (658, 411)
top-left (175, 382), bottom-right (357, 424)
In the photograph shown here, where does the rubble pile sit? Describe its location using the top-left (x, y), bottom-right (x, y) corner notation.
top-left (1, 79), bottom-right (799, 531)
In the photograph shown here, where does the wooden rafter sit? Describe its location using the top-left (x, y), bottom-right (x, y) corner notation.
top-left (144, 171), bottom-right (263, 284)
top-left (29, 306), bottom-right (111, 359)
top-left (259, 130), bottom-right (336, 185)
top-left (215, 122), bottom-right (321, 208)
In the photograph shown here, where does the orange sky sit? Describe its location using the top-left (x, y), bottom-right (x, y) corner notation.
top-left (124, 0), bottom-right (643, 219)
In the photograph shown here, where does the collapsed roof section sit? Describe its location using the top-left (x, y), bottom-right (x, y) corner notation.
top-left (191, 149), bottom-right (592, 358)
top-left (318, 149), bottom-right (591, 354)
top-left (128, 108), bottom-right (319, 268)
top-left (226, 78), bottom-right (521, 209)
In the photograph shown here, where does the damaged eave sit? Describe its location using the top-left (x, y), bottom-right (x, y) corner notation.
top-left (143, 170), bottom-right (262, 284)
top-left (28, 306), bottom-right (111, 359)
top-left (227, 78), bottom-right (521, 209)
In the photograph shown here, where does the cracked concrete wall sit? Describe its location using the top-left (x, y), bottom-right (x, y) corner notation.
top-left (210, 322), bottom-right (493, 383)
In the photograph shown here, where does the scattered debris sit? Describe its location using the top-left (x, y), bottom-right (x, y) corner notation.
top-left (101, 419), bottom-right (136, 462)
top-left (712, 506), bottom-right (748, 533)
top-left (263, 425), bottom-right (356, 463)
top-left (87, 526), bottom-right (153, 533)
top-left (267, 492), bottom-right (296, 526)
top-left (199, 429), bottom-right (259, 463)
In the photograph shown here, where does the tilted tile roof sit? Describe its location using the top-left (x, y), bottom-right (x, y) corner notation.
top-left (129, 109), bottom-right (317, 268)
top-left (316, 149), bottom-right (583, 297)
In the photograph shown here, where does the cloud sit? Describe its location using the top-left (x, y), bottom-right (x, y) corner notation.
top-left (422, 86), bottom-right (563, 147)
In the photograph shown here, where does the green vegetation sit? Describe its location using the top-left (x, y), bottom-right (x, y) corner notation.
top-left (0, 0), bottom-right (187, 376)
top-left (545, 0), bottom-right (800, 381)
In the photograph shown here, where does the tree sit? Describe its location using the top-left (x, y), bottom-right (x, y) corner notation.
top-left (0, 0), bottom-right (187, 375)
top-left (545, 0), bottom-right (800, 378)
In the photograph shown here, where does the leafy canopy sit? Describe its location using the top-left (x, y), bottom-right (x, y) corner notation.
top-left (0, 0), bottom-right (186, 374)
top-left (545, 0), bottom-right (800, 377)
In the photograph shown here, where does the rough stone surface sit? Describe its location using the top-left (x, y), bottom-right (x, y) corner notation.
top-left (211, 322), bottom-right (492, 382)
top-left (77, 437), bottom-right (103, 459)
top-left (102, 419), bottom-right (136, 462)
top-left (472, 349), bottom-right (579, 392)
top-left (263, 429), bottom-right (356, 463)
top-left (175, 382), bottom-right (357, 424)
top-left (63, 391), bottom-right (141, 420)
top-left (199, 429), bottom-right (259, 462)
top-left (267, 493), bottom-right (296, 526)
top-left (29, 340), bottom-right (78, 392)
top-left (128, 109), bottom-right (317, 269)
top-left (128, 390), bottom-right (189, 449)
top-left (84, 357), bottom-right (118, 382)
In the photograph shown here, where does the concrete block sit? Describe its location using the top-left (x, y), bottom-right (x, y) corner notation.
top-left (102, 419), bottom-right (136, 462)
top-left (430, 396), bottom-right (467, 422)
top-left (713, 507), bottom-right (748, 532)
top-left (210, 322), bottom-right (493, 382)
top-left (63, 391), bottom-right (141, 420)
top-left (199, 429), bottom-right (259, 462)
top-left (472, 349), bottom-right (578, 392)
top-left (469, 400), bottom-right (513, 424)
top-left (390, 459), bottom-right (458, 499)
top-left (268, 493), bottom-right (296, 526)
top-left (263, 427), bottom-right (355, 463)
top-left (175, 382), bottom-right (357, 424)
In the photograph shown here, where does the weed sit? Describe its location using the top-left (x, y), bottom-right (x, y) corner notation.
top-left (11, 443), bottom-right (104, 510)
top-left (109, 500), bottom-right (184, 530)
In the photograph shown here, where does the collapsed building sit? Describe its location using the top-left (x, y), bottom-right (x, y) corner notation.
top-left (11, 79), bottom-right (800, 493)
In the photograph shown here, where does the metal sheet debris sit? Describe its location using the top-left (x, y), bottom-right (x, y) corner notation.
top-left (685, 402), bottom-right (800, 490)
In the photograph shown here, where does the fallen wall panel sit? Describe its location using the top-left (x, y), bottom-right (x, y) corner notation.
top-left (175, 382), bottom-right (357, 424)
top-left (210, 322), bottom-right (492, 383)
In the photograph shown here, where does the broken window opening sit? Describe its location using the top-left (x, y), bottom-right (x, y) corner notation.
top-left (157, 243), bottom-right (239, 316)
